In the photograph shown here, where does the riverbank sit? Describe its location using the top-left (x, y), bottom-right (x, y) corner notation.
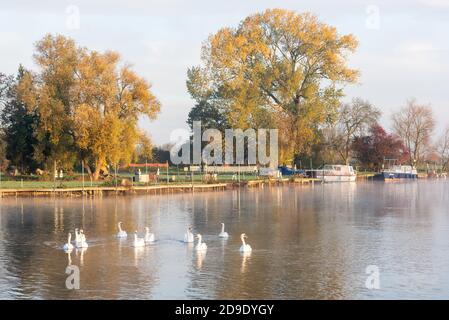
top-left (0, 178), bottom-right (322, 197)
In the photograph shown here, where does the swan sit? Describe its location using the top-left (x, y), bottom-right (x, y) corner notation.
top-left (132, 231), bottom-right (145, 247)
top-left (117, 222), bottom-right (127, 238)
top-left (144, 227), bottom-right (155, 244)
top-left (74, 228), bottom-right (80, 244)
top-left (76, 229), bottom-right (89, 248)
top-left (195, 234), bottom-right (207, 251)
top-left (184, 226), bottom-right (194, 243)
top-left (218, 223), bottom-right (229, 238)
top-left (63, 233), bottom-right (74, 251)
top-left (239, 233), bottom-right (252, 253)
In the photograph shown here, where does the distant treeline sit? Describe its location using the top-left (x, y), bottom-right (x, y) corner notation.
top-left (1, 9), bottom-right (449, 179)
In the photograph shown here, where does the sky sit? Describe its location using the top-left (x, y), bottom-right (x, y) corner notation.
top-left (1, 0), bottom-right (448, 145)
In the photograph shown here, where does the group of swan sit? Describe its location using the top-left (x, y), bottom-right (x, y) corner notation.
top-left (115, 222), bottom-right (156, 247)
top-left (184, 223), bottom-right (251, 253)
top-left (63, 228), bottom-right (88, 251)
top-left (63, 222), bottom-right (252, 253)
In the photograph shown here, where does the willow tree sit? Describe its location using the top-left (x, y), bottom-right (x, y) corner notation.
top-left (187, 9), bottom-right (359, 164)
top-left (19, 34), bottom-right (160, 179)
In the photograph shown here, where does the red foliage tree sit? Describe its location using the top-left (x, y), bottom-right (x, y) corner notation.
top-left (352, 123), bottom-right (409, 170)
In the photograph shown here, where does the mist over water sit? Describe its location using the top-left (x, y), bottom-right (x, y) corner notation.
top-left (1, 180), bottom-right (449, 299)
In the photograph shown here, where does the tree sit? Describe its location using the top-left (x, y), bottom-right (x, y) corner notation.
top-left (19, 34), bottom-right (161, 179)
top-left (437, 126), bottom-right (449, 171)
top-left (329, 98), bottom-right (380, 164)
top-left (352, 123), bottom-right (409, 170)
top-left (0, 72), bottom-right (9, 171)
top-left (152, 144), bottom-right (172, 164)
top-left (187, 100), bottom-right (229, 132)
top-left (392, 99), bottom-right (435, 165)
top-left (0, 66), bottom-right (39, 173)
top-left (0, 131), bottom-right (7, 172)
top-left (187, 9), bottom-right (359, 164)
top-left (133, 131), bottom-right (154, 164)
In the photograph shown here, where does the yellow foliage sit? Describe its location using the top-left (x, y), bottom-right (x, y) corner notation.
top-left (190, 9), bottom-right (359, 163)
top-left (17, 34), bottom-right (161, 176)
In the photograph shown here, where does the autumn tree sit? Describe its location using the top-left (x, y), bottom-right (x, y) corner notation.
top-left (187, 9), bottom-right (358, 164)
top-left (327, 98), bottom-right (380, 164)
top-left (133, 131), bottom-right (154, 164)
top-left (19, 34), bottom-right (161, 179)
top-left (392, 99), bottom-right (435, 165)
top-left (352, 123), bottom-right (409, 171)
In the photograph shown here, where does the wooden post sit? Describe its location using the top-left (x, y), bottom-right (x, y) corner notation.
top-left (166, 161), bottom-right (169, 184)
top-left (82, 160), bottom-right (85, 194)
top-left (145, 158), bottom-right (149, 187)
top-left (53, 160), bottom-right (56, 193)
top-left (115, 163), bottom-right (118, 192)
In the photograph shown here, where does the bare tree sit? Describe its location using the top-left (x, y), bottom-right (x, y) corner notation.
top-left (331, 98), bottom-right (381, 164)
top-left (437, 126), bottom-right (449, 171)
top-left (392, 99), bottom-right (435, 165)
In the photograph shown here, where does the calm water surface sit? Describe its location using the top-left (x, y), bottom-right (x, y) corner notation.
top-left (1, 181), bottom-right (449, 299)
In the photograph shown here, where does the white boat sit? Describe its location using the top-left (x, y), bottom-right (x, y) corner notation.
top-left (316, 165), bottom-right (357, 182)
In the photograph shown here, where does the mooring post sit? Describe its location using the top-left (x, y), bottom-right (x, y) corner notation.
top-left (82, 160), bottom-right (85, 195)
top-left (166, 161), bottom-right (169, 184)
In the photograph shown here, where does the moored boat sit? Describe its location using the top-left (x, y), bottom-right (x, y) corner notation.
top-left (312, 165), bottom-right (357, 183)
top-left (374, 165), bottom-right (418, 181)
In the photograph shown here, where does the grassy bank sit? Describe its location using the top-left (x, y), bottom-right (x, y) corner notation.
top-left (0, 171), bottom-right (262, 189)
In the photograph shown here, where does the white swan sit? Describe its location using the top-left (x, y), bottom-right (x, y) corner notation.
top-left (218, 223), bottom-right (229, 238)
top-left (74, 228), bottom-right (80, 245)
top-left (184, 226), bottom-right (194, 243)
top-left (132, 231), bottom-right (145, 247)
top-left (63, 233), bottom-right (74, 251)
top-left (195, 234), bottom-right (207, 251)
top-left (117, 222), bottom-right (127, 238)
top-left (144, 227), bottom-right (155, 244)
top-left (76, 229), bottom-right (89, 248)
top-left (239, 233), bottom-right (252, 253)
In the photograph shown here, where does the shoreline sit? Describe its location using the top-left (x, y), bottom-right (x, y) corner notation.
top-left (0, 178), bottom-right (322, 198)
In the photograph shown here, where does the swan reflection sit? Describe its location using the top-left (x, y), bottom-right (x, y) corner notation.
top-left (240, 251), bottom-right (251, 273)
top-left (76, 247), bottom-right (87, 266)
top-left (196, 250), bottom-right (206, 269)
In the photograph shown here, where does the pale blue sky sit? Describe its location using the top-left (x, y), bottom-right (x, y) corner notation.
top-left (1, 0), bottom-right (448, 144)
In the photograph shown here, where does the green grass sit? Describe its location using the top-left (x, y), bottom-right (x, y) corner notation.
top-left (0, 171), bottom-right (264, 189)
top-left (0, 180), bottom-right (105, 189)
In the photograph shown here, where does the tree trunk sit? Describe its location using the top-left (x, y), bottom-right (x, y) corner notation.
top-left (93, 158), bottom-right (103, 181)
top-left (82, 159), bottom-right (92, 176)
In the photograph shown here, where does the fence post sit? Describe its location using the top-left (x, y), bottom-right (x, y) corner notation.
top-left (53, 160), bottom-right (56, 193)
top-left (115, 163), bottom-right (118, 192)
top-left (166, 161), bottom-right (169, 184)
top-left (82, 161), bottom-right (85, 194)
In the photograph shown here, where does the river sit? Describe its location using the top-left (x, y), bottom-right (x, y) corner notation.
top-left (1, 180), bottom-right (449, 299)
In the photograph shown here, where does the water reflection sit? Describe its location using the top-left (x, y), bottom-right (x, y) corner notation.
top-left (67, 250), bottom-right (72, 266)
top-left (196, 250), bottom-right (206, 270)
top-left (76, 248), bottom-right (87, 267)
top-left (0, 181), bottom-right (449, 299)
top-left (240, 251), bottom-right (251, 274)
